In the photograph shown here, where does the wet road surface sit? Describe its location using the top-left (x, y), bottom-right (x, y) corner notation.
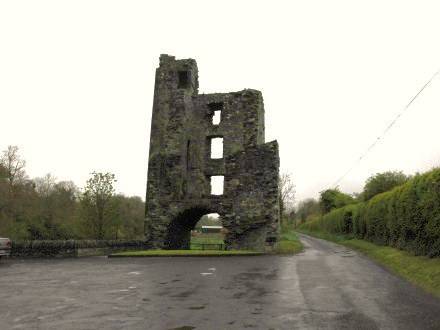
top-left (1, 234), bottom-right (440, 329)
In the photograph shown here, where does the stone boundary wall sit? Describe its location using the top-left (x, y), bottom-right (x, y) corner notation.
top-left (10, 240), bottom-right (147, 258)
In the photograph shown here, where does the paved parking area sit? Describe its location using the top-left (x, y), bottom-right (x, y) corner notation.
top-left (1, 235), bottom-right (440, 329)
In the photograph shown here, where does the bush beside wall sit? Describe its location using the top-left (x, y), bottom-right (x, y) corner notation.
top-left (300, 168), bottom-right (440, 257)
top-left (11, 239), bottom-right (147, 257)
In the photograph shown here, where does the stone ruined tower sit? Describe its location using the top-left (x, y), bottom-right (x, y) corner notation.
top-left (145, 55), bottom-right (280, 251)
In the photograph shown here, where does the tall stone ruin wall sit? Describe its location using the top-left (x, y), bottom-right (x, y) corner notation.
top-left (145, 54), bottom-right (280, 251)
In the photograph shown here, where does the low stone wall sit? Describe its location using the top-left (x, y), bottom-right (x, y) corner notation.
top-left (76, 246), bottom-right (144, 257)
top-left (11, 240), bottom-right (147, 258)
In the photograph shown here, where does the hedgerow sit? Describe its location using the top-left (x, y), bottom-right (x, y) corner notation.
top-left (300, 168), bottom-right (440, 257)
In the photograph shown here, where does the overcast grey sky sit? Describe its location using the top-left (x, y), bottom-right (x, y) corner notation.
top-left (1, 0), bottom-right (439, 202)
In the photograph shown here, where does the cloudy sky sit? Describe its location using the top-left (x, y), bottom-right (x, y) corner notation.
top-left (1, 0), bottom-right (440, 202)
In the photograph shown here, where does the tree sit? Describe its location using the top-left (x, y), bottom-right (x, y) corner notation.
top-left (319, 188), bottom-right (355, 214)
top-left (28, 175), bottom-right (81, 239)
top-left (34, 173), bottom-right (57, 197)
top-left (0, 164), bottom-right (9, 210)
top-left (279, 172), bottom-right (296, 218)
top-left (0, 163), bottom-right (7, 179)
top-left (0, 146), bottom-right (31, 232)
top-left (29, 174), bottom-right (58, 239)
top-left (362, 171), bottom-right (409, 201)
top-left (0, 145), bottom-right (27, 191)
top-left (50, 181), bottom-right (80, 239)
top-left (80, 172), bottom-right (117, 239)
top-left (195, 214), bottom-right (221, 229)
top-left (0, 163), bottom-right (10, 234)
top-left (110, 195), bottom-right (145, 239)
top-left (295, 198), bottom-right (321, 222)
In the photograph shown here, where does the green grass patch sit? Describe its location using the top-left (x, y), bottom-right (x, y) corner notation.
top-left (190, 234), bottom-right (224, 250)
top-left (298, 229), bottom-right (440, 297)
top-left (109, 249), bottom-right (263, 257)
top-left (274, 229), bottom-right (304, 255)
top-left (113, 229), bottom-right (304, 257)
top-left (191, 233), bottom-right (223, 244)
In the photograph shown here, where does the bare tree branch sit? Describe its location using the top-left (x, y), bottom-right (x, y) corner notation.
top-left (279, 172), bottom-right (296, 217)
top-left (0, 145), bottom-right (27, 191)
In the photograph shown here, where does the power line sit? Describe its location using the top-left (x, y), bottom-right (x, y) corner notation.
top-left (332, 68), bottom-right (440, 188)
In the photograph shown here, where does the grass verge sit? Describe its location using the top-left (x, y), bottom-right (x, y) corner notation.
top-left (110, 229), bottom-right (303, 257)
top-left (190, 234), bottom-right (224, 250)
top-left (297, 229), bottom-right (440, 298)
top-left (274, 229), bottom-right (304, 255)
top-left (108, 249), bottom-right (263, 257)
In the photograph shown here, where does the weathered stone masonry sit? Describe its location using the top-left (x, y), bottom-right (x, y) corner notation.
top-left (145, 54), bottom-right (280, 251)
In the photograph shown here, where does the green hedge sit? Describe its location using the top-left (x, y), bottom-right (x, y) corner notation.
top-left (11, 239), bottom-right (147, 257)
top-left (300, 168), bottom-right (440, 257)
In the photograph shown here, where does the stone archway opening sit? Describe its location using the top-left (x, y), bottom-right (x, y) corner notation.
top-left (191, 213), bottom-right (225, 250)
top-left (164, 208), bottom-right (224, 250)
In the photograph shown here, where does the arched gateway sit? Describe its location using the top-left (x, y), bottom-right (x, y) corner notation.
top-left (145, 55), bottom-right (280, 251)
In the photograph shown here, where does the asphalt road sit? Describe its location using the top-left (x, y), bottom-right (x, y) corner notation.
top-left (1, 234), bottom-right (440, 329)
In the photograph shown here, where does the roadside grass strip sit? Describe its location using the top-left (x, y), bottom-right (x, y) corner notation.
top-left (274, 229), bottom-right (304, 255)
top-left (298, 229), bottom-right (440, 298)
top-left (110, 229), bottom-right (304, 257)
top-left (108, 249), bottom-right (263, 257)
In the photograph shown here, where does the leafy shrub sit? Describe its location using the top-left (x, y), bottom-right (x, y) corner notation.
top-left (300, 168), bottom-right (440, 257)
top-left (319, 189), bottom-right (355, 213)
top-left (362, 171), bottom-right (409, 201)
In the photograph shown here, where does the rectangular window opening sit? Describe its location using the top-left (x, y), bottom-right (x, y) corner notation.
top-left (210, 137), bottom-right (223, 159)
top-left (212, 110), bottom-right (221, 125)
top-left (178, 71), bottom-right (191, 89)
top-left (210, 176), bottom-right (224, 195)
top-left (208, 102), bottom-right (223, 125)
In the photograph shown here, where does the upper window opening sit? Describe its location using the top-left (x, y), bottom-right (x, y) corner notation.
top-left (210, 176), bottom-right (224, 195)
top-left (208, 102), bottom-right (223, 125)
top-left (208, 102), bottom-right (223, 111)
top-left (210, 137), bottom-right (223, 159)
top-left (178, 71), bottom-right (191, 89)
top-left (212, 111), bottom-right (221, 125)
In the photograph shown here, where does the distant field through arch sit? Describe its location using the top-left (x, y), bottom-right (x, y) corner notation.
top-left (191, 213), bottom-right (225, 250)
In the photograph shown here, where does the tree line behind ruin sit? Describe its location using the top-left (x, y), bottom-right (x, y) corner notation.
top-left (0, 146), bottom-right (144, 241)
